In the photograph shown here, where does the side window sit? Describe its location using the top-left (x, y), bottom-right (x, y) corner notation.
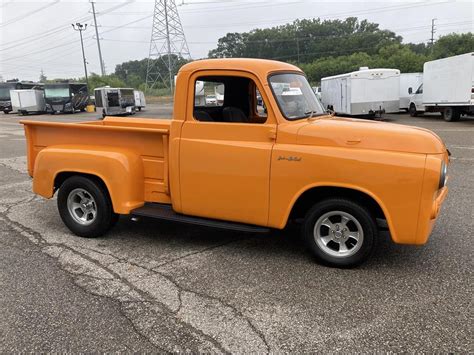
top-left (193, 75), bottom-right (267, 124)
top-left (255, 88), bottom-right (267, 120)
top-left (416, 84), bottom-right (423, 94)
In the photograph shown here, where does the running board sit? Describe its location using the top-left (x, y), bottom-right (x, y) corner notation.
top-left (131, 203), bottom-right (270, 234)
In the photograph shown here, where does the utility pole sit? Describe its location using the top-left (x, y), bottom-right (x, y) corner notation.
top-left (72, 23), bottom-right (89, 89)
top-left (430, 18), bottom-right (437, 52)
top-left (146, 0), bottom-right (191, 95)
top-left (90, 1), bottom-right (106, 76)
top-left (296, 37), bottom-right (300, 64)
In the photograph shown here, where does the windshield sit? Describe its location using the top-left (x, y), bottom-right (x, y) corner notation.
top-left (45, 87), bottom-right (70, 98)
top-left (269, 73), bottom-right (325, 120)
top-left (0, 85), bottom-right (15, 99)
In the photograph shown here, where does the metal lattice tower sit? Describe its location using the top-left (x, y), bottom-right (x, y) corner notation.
top-left (146, 0), bottom-right (191, 94)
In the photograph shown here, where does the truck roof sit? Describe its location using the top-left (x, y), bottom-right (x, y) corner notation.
top-left (322, 68), bottom-right (400, 81)
top-left (179, 58), bottom-right (302, 77)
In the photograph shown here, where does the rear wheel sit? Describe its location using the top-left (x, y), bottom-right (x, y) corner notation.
top-left (302, 198), bottom-right (377, 268)
top-left (442, 107), bottom-right (460, 122)
top-left (3, 110), bottom-right (9, 114)
top-left (58, 176), bottom-right (118, 238)
top-left (409, 103), bottom-right (418, 117)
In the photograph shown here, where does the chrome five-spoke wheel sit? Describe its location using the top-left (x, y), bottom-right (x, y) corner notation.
top-left (67, 188), bottom-right (97, 226)
top-left (303, 198), bottom-right (377, 268)
top-left (314, 211), bottom-right (364, 258)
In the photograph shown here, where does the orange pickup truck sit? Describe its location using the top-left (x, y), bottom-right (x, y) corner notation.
top-left (21, 59), bottom-right (449, 267)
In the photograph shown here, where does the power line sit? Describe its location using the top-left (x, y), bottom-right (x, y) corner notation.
top-left (0, 0), bottom-right (60, 28)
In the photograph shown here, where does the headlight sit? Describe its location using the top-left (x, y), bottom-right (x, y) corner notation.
top-left (65, 102), bottom-right (72, 108)
top-left (439, 161), bottom-right (447, 189)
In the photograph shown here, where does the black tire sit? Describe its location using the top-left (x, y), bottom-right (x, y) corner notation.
top-left (57, 176), bottom-right (118, 238)
top-left (409, 103), bottom-right (418, 117)
top-left (442, 107), bottom-right (460, 122)
top-left (3, 110), bottom-right (9, 114)
top-left (138, 107), bottom-right (142, 112)
top-left (302, 198), bottom-right (377, 268)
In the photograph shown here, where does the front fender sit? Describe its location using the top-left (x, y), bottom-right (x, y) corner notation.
top-left (33, 145), bottom-right (144, 214)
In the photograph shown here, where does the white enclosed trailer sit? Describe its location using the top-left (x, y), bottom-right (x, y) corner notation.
top-left (321, 68), bottom-right (400, 116)
top-left (399, 72), bottom-right (422, 111)
top-left (133, 90), bottom-right (146, 111)
top-left (94, 87), bottom-right (136, 118)
top-left (10, 89), bottom-right (46, 115)
top-left (409, 52), bottom-right (474, 121)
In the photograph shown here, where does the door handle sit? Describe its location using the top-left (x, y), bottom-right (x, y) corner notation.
top-left (346, 139), bottom-right (361, 145)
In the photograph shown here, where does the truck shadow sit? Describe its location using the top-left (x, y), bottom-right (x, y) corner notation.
top-left (111, 216), bottom-right (431, 271)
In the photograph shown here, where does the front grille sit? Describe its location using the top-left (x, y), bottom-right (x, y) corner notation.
top-left (52, 105), bottom-right (63, 111)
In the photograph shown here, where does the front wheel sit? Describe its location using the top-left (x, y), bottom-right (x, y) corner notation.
top-left (302, 198), bottom-right (377, 268)
top-left (409, 103), bottom-right (418, 117)
top-left (58, 176), bottom-right (118, 238)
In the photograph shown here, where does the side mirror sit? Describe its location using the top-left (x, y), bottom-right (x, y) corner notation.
top-left (408, 87), bottom-right (412, 94)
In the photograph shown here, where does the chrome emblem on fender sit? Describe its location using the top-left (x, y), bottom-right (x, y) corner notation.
top-left (277, 156), bottom-right (302, 162)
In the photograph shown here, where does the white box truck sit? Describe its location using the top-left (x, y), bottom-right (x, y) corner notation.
top-left (10, 89), bottom-right (46, 115)
top-left (408, 52), bottom-right (474, 121)
top-left (133, 90), bottom-right (146, 111)
top-left (399, 72), bottom-right (422, 111)
top-left (321, 68), bottom-right (400, 117)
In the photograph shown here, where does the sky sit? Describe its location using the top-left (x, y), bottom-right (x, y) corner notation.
top-left (0, 0), bottom-right (473, 81)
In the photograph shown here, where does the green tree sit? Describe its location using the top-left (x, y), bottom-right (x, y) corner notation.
top-left (432, 32), bottom-right (474, 59)
top-left (39, 69), bottom-right (47, 83)
top-left (208, 17), bottom-right (401, 63)
top-left (86, 73), bottom-right (126, 91)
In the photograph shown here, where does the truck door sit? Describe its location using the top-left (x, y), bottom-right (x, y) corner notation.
top-left (178, 71), bottom-right (275, 226)
top-left (341, 78), bottom-right (348, 113)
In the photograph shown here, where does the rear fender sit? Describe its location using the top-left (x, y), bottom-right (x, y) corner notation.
top-left (33, 145), bottom-right (144, 214)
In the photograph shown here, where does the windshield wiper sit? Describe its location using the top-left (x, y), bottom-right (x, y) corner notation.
top-left (304, 110), bottom-right (326, 119)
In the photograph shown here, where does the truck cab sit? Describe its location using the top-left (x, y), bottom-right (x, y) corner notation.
top-left (21, 59), bottom-right (449, 268)
top-left (408, 84), bottom-right (425, 116)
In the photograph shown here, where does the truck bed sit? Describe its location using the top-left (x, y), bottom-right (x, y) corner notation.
top-left (21, 116), bottom-right (172, 205)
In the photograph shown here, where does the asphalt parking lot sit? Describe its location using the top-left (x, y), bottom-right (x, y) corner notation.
top-left (0, 105), bottom-right (473, 352)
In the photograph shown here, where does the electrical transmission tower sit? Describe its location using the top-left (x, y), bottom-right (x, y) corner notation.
top-left (146, 0), bottom-right (191, 94)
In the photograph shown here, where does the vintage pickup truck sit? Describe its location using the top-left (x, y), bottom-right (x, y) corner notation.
top-left (21, 59), bottom-right (449, 267)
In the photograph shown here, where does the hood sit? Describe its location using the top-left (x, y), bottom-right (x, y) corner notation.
top-left (296, 116), bottom-right (446, 154)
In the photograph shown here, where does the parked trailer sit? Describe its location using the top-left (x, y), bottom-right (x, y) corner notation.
top-left (95, 87), bottom-right (136, 118)
top-left (0, 81), bottom-right (43, 114)
top-left (45, 83), bottom-right (88, 114)
top-left (409, 52), bottom-right (474, 121)
top-left (10, 89), bottom-right (46, 115)
top-left (133, 90), bottom-right (146, 111)
top-left (399, 73), bottom-right (422, 111)
top-left (321, 68), bottom-right (400, 117)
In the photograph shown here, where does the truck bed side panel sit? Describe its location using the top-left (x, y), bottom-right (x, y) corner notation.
top-left (22, 118), bottom-right (172, 212)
